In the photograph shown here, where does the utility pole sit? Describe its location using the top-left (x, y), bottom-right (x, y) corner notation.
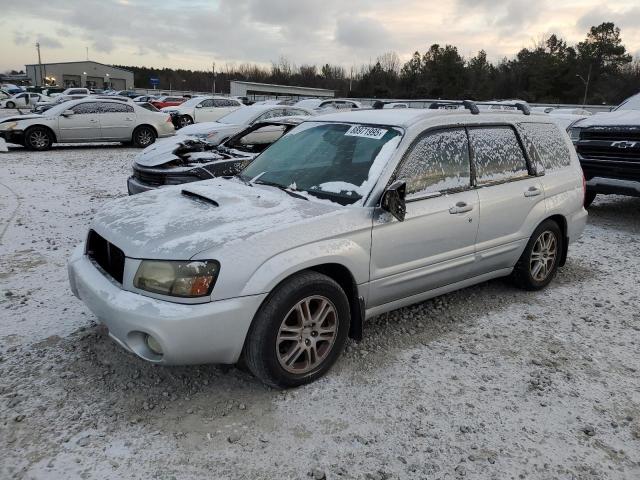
top-left (86, 46), bottom-right (89, 61)
top-left (577, 64), bottom-right (592, 107)
top-left (212, 62), bottom-right (216, 95)
top-left (36, 42), bottom-right (43, 86)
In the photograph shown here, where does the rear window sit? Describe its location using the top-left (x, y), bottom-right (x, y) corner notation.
top-left (517, 122), bottom-right (572, 171)
top-left (468, 126), bottom-right (529, 185)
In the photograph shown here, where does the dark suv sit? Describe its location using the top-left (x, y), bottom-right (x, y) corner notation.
top-left (569, 93), bottom-right (640, 206)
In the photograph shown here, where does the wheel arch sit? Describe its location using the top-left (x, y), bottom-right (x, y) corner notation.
top-left (133, 123), bottom-right (158, 139)
top-left (25, 124), bottom-right (58, 143)
top-left (543, 214), bottom-right (568, 266)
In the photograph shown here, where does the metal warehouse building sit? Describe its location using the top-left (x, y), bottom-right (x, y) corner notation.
top-left (25, 61), bottom-right (134, 90)
top-left (230, 80), bottom-right (334, 100)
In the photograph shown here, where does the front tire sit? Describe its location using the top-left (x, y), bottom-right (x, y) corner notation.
top-left (511, 219), bottom-right (563, 291)
top-left (244, 271), bottom-right (350, 388)
top-left (132, 126), bottom-right (156, 148)
top-left (6, 101), bottom-right (15, 109)
top-left (24, 126), bottom-right (53, 151)
top-left (177, 115), bottom-right (193, 129)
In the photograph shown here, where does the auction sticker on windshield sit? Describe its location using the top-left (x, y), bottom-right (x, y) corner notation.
top-left (344, 125), bottom-right (388, 139)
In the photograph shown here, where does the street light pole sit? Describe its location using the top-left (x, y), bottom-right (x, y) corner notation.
top-left (577, 64), bottom-right (592, 107)
top-left (212, 62), bottom-right (216, 95)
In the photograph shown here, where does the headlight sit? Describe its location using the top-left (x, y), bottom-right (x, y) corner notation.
top-left (133, 260), bottom-right (220, 298)
top-left (568, 127), bottom-right (582, 142)
top-left (0, 122), bottom-right (17, 131)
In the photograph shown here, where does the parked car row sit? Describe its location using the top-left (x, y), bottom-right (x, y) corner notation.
top-left (0, 97), bottom-right (175, 150)
top-left (66, 101), bottom-right (589, 389)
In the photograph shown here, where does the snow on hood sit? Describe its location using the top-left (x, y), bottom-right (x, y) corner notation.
top-left (134, 136), bottom-right (229, 167)
top-left (91, 178), bottom-right (345, 260)
top-left (0, 114), bottom-right (43, 123)
top-left (572, 110), bottom-right (640, 128)
top-left (178, 121), bottom-right (239, 136)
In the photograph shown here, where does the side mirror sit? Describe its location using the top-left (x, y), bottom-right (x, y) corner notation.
top-left (62, 110), bottom-right (74, 117)
top-left (195, 104), bottom-right (203, 108)
top-left (381, 181), bottom-right (407, 221)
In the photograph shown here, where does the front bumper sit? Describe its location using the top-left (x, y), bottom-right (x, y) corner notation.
top-left (586, 177), bottom-right (640, 197)
top-left (127, 175), bottom-right (160, 195)
top-left (68, 245), bottom-right (266, 365)
top-left (0, 130), bottom-right (25, 145)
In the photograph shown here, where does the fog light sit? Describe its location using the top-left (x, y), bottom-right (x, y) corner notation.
top-left (145, 334), bottom-right (163, 355)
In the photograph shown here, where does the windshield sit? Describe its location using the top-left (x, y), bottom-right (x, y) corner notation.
top-left (217, 107), bottom-right (260, 125)
top-left (239, 122), bottom-right (402, 205)
top-left (614, 93), bottom-right (640, 111)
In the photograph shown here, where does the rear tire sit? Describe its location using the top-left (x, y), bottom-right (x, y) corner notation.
top-left (244, 271), bottom-right (350, 389)
top-left (132, 126), bottom-right (156, 148)
top-left (24, 126), bottom-right (53, 151)
top-left (584, 191), bottom-right (597, 208)
top-left (511, 220), bottom-right (563, 291)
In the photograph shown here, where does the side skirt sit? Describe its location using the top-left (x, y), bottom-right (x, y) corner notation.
top-left (364, 268), bottom-right (513, 320)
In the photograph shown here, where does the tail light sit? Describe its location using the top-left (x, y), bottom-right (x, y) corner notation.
top-left (166, 115), bottom-right (173, 123)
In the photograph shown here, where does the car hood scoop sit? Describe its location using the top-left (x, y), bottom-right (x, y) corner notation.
top-left (91, 178), bottom-right (343, 260)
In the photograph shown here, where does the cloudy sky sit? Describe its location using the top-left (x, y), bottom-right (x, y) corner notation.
top-left (1, 0), bottom-right (639, 72)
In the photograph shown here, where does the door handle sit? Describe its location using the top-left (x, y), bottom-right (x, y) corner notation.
top-left (524, 186), bottom-right (542, 197)
top-left (89, 119), bottom-right (98, 123)
top-left (449, 202), bottom-right (474, 214)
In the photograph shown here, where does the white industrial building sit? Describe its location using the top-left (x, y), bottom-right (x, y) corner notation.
top-left (229, 81), bottom-right (334, 100)
top-left (25, 61), bottom-right (134, 90)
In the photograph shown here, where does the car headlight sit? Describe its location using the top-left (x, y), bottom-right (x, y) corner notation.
top-left (133, 260), bottom-right (220, 298)
top-left (568, 127), bottom-right (582, 142)
top-left (0, 122), bottom-right (17, 131)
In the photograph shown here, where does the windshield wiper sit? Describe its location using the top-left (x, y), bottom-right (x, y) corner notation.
top-left (255, 179), bottom-right (309, 201)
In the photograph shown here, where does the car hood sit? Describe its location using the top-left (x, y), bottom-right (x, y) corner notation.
top-left (91, 178), bottom-right (348, 260)
top-left (0, 114), bottom-right (43, 123)
top-left (572, 110), bottom-right (640, 128)
top-left (134, 136), bottom-right (231, 167)
top-left (178, 122), bottom-right (240, 136)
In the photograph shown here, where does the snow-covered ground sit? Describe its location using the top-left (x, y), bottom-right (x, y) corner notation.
top-left (1, 125), bottom-right (640, 479)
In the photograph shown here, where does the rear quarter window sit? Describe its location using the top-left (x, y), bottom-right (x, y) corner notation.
top-left (517, 122), bottom-right (572, 171)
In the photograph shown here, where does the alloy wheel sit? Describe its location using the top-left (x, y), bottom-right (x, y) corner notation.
top-left (30, 131), bottom-right (49, 149)
top-left (276, 295), bottom-right (338, 374)
top-left (137, 129), bottom-right (153, 146)
top-left (530, 230), bottom-right (557, 282)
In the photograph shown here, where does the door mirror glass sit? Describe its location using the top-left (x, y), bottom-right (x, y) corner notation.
top-left (62, 110), bottom-right (74, 117)
top-left (195, 103), bottom-right (203, 108)
top-left (381, 181), bottom-right (407, 221)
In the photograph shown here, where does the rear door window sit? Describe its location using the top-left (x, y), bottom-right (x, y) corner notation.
top-left (71, 102), bottom-right (100, 114)
top-left (396, 128), bottom-right (471, 196)
top-left (517, 122), bottom-right (572, 171)
top-left (468, 126), bottom-right (529, 185)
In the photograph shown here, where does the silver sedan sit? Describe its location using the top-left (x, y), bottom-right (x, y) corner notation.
top-left (0, 98), bottom-right (175, 150)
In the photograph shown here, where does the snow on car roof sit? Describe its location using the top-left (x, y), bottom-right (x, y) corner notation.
top-left (313, 108), bottom-right (551, 128)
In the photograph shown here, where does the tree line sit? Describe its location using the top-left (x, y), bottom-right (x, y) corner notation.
top-left (117, 22), bottom-right (639, 105)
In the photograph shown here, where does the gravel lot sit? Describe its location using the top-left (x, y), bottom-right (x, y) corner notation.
top-left (1, 124), bottom-right (640, 479)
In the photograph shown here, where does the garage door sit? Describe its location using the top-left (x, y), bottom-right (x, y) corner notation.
top-left (110, 78), bottom-right (126, 90)
top-left (86, 76), bottom-right (102, 88)
top-left (63, 75), bottom-right (81, 87)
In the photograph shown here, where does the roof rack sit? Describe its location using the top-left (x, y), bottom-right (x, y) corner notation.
top-left (427, 100), bottom-right (531, 116)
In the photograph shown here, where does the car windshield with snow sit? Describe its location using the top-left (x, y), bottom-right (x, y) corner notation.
top-left (239, 122), bottom-right (401, 205)
top-left (68, 104), bottom-right (587, 388)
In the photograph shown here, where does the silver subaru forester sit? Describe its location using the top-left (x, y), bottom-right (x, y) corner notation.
top-left (68, 104), bottom-right (588, 388)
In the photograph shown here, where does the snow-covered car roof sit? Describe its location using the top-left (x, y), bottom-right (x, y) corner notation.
top-left (313, 107), bottom-right (552, 129)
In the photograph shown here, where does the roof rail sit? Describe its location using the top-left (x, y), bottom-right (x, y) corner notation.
top-left (428, 100), bottom-right (480, 114)
top-left (474, 101), bottom-right (531, 115)
top-left (428, 100), bottom-right (531, 116)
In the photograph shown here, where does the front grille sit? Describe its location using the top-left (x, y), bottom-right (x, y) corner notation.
top-left (577, 144), bottom-right (640, 161)
top-left (581, 127), bottom-right (640, 141)
top-left (133, 167), bottom-right (165, 186)
top-left (86, 230), bottom-right (125, 284)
